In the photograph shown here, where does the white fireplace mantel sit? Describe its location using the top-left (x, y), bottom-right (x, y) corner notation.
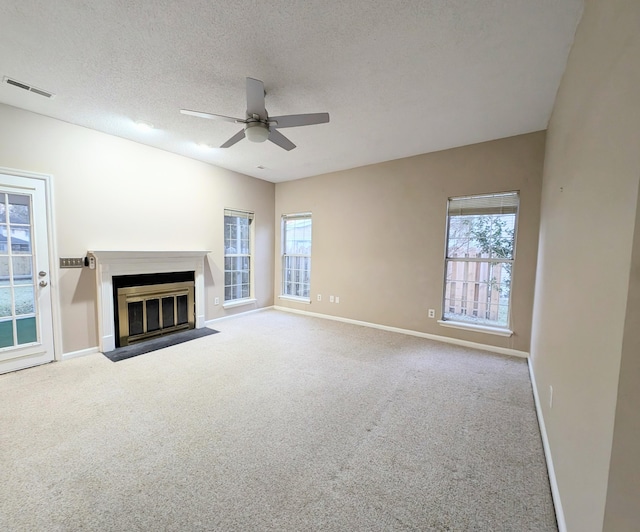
top-left (88, 250), bottom-right (210, 353)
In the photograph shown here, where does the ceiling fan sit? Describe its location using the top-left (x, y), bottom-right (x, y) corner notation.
top-left (180, 77), bottom-right (330, 151)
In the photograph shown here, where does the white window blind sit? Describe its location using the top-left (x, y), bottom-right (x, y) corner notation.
top-left (447, 192), bottom-right (519, 217)
top-left (224, 209), bottom-right (254, 221)
top-left (281, 212), bottom-right (312, 220)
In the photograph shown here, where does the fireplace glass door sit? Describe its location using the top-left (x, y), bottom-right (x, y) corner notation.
top-left (117, 281), bottom-right (195, 346)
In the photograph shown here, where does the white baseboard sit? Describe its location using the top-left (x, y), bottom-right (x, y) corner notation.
top-left (205, 305), bottom-right (274, 327)
top-left (273, 306), bottom-right (529, 359)
top-left (528, 359), bottom-right (566, 532)
top-left (62, 346), bottom-right (101, 360)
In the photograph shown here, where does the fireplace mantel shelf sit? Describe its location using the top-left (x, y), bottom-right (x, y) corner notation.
top-left (88, 250), bottom-right (210, 261)
top-left (89, 250), bottom-right (209, 352)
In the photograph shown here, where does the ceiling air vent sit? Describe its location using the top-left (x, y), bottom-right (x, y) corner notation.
top-left (3, 76), bottom-right (55, 99)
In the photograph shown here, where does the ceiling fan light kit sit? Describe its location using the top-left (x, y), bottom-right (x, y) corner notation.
top-left (245, 122), bottom-right (269, 143)
top-left (180, 77), bottom-right (329, 151)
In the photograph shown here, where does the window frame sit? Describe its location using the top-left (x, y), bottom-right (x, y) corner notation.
top-left (223, 209), bottom-right (254, 306)
top-left (280, 212), bottom-right (312, 303)
top-left (440, 191), bottom-right (519, 335)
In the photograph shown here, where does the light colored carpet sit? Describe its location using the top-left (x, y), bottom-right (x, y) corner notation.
top-left (0, 309), bottom-right (556, 531)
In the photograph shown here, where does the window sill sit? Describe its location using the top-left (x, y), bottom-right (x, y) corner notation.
top-left (222, 298), bottom-right (257, 309)
top-left (278, 295), bottom-right (311, 305)
top-left (437, 320), bottom-right (513, 337)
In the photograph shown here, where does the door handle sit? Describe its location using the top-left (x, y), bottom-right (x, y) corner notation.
top-left (39, 280), bottom-right (48, 287)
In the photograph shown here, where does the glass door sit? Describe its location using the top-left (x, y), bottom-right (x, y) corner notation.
top-left (0, 193), bottom-right (38, 347)
top-left (0, 173), bottom-right (54, 374)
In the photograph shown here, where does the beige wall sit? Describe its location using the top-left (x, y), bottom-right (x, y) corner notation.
top-left (530, 0), bottom-right (640, 530)
top-left (604, 183), bottom-right (640, 530)
top-left (275, 132), bottom-right (545, 353)
top-left (0, 104), bottom-right (275, 354)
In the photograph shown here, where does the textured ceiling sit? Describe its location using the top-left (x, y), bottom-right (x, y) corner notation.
top-left (0, 1), bottom-right (583, 183)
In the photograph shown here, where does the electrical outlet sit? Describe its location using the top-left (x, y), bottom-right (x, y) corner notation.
top-left (214, 297), bottom-right (220, 305)
top-left (317, 294), bottom-right (322, 302)
top-left (428, 309), bottom-right (435, 318)
top-left (549, 385), bottom-right (553, 408)
top-left (329, 295), bottom-right (334, 303)
top-left (335, 296), bottom-right (340, 303)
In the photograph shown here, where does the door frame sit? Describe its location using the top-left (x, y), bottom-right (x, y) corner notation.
top-left (0, 166), bottom-right (60, 362)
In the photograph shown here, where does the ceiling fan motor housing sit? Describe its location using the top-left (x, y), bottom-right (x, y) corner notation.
top-left (245, 121), bottom-right (269, 143)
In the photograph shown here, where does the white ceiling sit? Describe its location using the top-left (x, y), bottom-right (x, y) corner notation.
top-left (0, 1), bottom-right (583, 183)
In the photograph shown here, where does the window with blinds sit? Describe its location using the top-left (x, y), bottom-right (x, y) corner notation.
top-left (281, 213), bottom-right (312, 300)
top-left (443, 192), bottom-right (519, 328)
top-left (224, 209), bottom-right (254, 302)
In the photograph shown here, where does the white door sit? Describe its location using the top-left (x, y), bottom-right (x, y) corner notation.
top-left (0, 172), bottom-right (54, 374)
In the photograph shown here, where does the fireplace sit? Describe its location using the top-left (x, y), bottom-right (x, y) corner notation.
top-left (113, 271), bottom-right (195, 347)
top-left (88, 251), bottom-right (209, 353)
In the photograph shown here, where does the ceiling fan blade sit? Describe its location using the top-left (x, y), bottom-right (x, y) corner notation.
top-left (220, 129), bottom-right (246, 148)
top-left (270, 112), bottom-right (330, 129)
top-left (246, 78), bottom-right (266, 119)
top-left (180, 109), bottom-right (244, 123)
top-left (268, 129), bottom-right (296, 151)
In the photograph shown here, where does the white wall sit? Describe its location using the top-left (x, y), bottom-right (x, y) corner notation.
top-left (0, 104), bottom-right (275, 354)
top-left (530, 0), bottom-right (640, 529)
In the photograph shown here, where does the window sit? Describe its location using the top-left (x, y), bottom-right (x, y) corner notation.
top-left (443, 192), bottom-right (519, 330)
top-left (224, 209), bottom-right (253, 302)
top-left (281, 213), bottom-right (312, 300)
